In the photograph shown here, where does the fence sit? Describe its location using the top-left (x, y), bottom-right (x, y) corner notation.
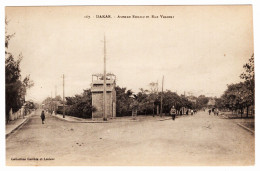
top-left (8, 107), bottom-right (35, 121)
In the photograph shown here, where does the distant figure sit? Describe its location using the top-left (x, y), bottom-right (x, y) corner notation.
top-left (214, 109), bottom-right (219, 116)
top-left (191, 109), bottom-right (194, 115)
top-left (41, 110), bottom-right (45, 124)
top-left (186, 109), bottom-right (189, 115)
top-left (208, 109), bottom-right (211, 115)
top-left (170, 106), bottom-right (176, 120)
top-left (194, 109), bottom-right (197, 114)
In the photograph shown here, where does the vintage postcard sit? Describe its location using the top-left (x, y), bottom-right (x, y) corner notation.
top-left (5, 5), bottom-right (254, 166)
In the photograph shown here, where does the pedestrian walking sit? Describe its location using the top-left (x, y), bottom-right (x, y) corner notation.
top-left (191, 109), bottom-right (194, 115)
top-left (208, 109), bottom-right (211, 115)
top-left (41, 110), bottom-right (45, 124)
top-left (170, 106), bottom-right (176, 120)
top-left (214, 108), bottom-right (219, 116)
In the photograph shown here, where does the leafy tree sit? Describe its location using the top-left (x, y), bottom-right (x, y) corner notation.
top-left (196, 95), bottom-right (209, 109)
top-left (115, 86), bottom-right (133, 116)
top-left (135, 89), bottom-right (194, 115)
top-left (162, 90), bottom-right (185, 114)
top-left (64, 89), bottom-right (95, 118)
top-left (219, 82), bottom-right (250, 117)
top-left (54, 95), bottom-right (62, 101)
top-left (42, 95), bottom-right (63, 113)
top-left (215, 97), bottom-right (225, 110)
top-left (179, 95), bottom-right (193, 110)
top-left (240, 53), bottom-right (254, 116)
top-left (5, 18), bottom-right (34, 123)
top-left (240, 54), bottom-right (254, 81)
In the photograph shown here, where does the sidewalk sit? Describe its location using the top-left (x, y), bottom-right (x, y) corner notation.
top-left (6, 111), bottom-right (35, 138)
top-left (219, 113), bottom-right (255, 134)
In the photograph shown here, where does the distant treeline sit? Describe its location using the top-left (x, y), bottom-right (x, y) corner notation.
top-left (42, 87), bottom-right (210, 119)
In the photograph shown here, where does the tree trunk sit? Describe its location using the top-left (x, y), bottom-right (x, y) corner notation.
top-left (246, 106), bottom-right (249, 118)
top-left (153, 103), bottom-right (154, 117)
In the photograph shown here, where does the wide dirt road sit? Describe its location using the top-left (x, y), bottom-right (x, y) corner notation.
top-left (6, 110), bottom-right (254, 166)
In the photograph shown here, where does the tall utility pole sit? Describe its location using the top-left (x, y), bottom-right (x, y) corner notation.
top-left (63, 74), bottom-right (65, 118)
top-left (160, 76), bottom-right (164, 117)
top-left (156, 80), bottom-right (159, 93)
top-left (55, 85), bottom-right (57, 97)
top-left (50, 91), bottom-right (53, 114)
top-left (103, 35), bottom-right (107, 121)
top-left (156, 80), bottom-right (159, 115)
top-left (55, 85), bottom-right (57, 114)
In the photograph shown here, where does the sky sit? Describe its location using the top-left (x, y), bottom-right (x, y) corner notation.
top-left (5, 5), bottom-right (254, 103)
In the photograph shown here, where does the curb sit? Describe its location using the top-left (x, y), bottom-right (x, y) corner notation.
top-left (237, 123), bottom-right (255, 134)
top-left (53, 115), bottom-right (110, 123)
top-left (52, 114), bottom-right (139, 123)
top-left (6, 117), bottom-right (30, 138)
top-left (158, 117), bottom-right (172, 121)
top-left (219, 114), bottom-right (229, 119)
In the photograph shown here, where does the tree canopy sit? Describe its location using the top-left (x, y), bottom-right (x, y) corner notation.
top-left (215, 54), bottom-right (254, 117)
top-left (5, 18), bottom-right (34, 123)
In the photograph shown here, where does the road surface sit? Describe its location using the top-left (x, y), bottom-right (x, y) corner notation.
top-left (6, 110), bottom-right (254, 166)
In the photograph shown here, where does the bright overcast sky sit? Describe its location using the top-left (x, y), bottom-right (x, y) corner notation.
top-left (6, 6), bottom-right (253, 103)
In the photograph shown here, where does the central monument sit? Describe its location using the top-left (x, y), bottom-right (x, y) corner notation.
top-left (91, 73), bottom-right (116, 119)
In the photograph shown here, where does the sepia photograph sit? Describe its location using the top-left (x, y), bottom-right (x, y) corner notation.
top-left (4, 5), bottom-right (255, 166)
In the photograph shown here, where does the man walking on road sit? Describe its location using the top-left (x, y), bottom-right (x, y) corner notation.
top-left (41, 110), bottom-right (45, 124)
top-left (170, 106), bottom-right (176, 120)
